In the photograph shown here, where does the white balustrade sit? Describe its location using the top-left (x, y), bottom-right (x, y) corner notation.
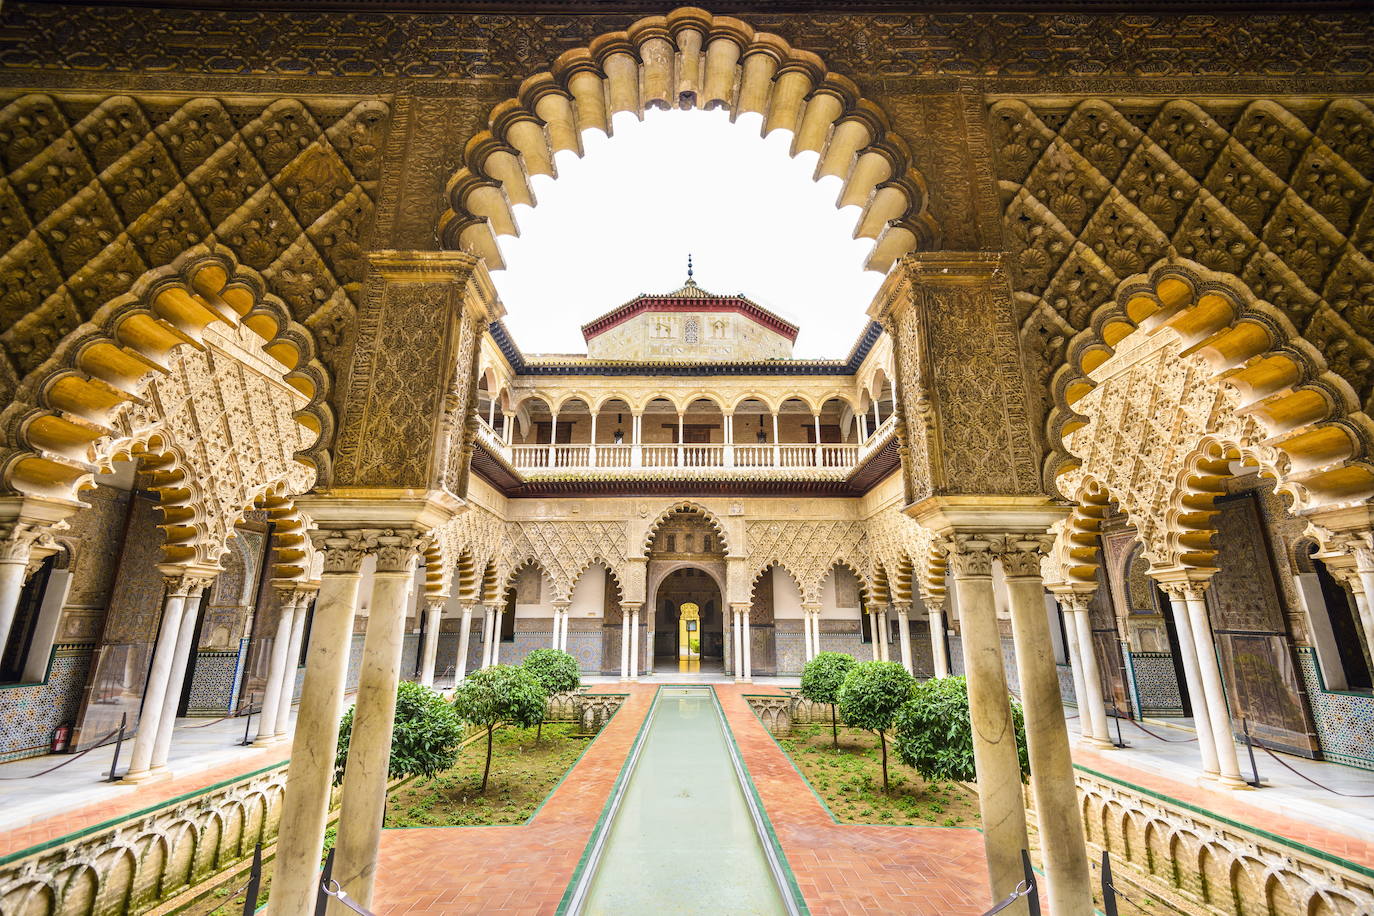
top-left (490, 432), bottom-right (886, 474)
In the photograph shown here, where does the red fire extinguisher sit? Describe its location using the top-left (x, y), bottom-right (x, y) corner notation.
top-left (51, 722), bottom-right (72, 754)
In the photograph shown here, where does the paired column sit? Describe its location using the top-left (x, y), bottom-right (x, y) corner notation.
top-left (731, 606), bottom-right (744, 680)
top-left (266, 530), bottom-right (373, 916)
top-left (272, 590), bottom-right (313, 740)
top-left (1169, 578), bottom-right (1244, 787)
top-left (733, 603), bottom-right (753, 681)
top-left (801, 601), bottom-right (822, 661)
top-left (552, 599), bottom-right (570, 651)
top-left (1155, 580), bottom-right (1222, 778)
top-left (418, 597), bottom-right (444, 687)
top-left (926, 598), bottom-right (950, 677)
top-left (627, 603), bottom-right (641, 679)
top-left (257, 588), bottom-right (307, 745)
top-left (995, 536), bottom-right (1094, 916)
top-left (1054, 590), bottom-right (1111, 749)
top-left (620, 605), bottom-right (632, 680)
top-left (332, 533), bottom-right (424, 913)
top-left (480, 605), bottom-right (497, 668)
top-left (454, 602), bottom-right (474, 682)
top-left (944, 536), bottom-right (1030, 909)
top-left (0, 522), bottom-right (58, 657)
top-left (1340, 536), bottom-right (1374, 671)
top-left (894, 601), bottom-right (914, 674)
top-left (124, 569), bottom-right (215, 782)
top-left (489, 605), bottom-right (504, 665)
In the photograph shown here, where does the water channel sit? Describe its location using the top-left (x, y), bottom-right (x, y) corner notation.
top-left (570, 687), bottom-right (797, 915)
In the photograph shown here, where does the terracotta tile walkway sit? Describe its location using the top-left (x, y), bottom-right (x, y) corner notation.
top-left (0, 742), bottom-right (290, 859)
top-left (372, 686), bottom-right (654, 915)
top-left (374, 684), bottom-right (996, 915)
top-left (716, 684), bottom-right (993, 916)
top-left (1073, 745), bottom-right (1374, 870)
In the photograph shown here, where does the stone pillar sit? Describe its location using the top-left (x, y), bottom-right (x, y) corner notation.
top-left (150, 571), bottom-right (217, 771)
top-left (123, 570), bottom-right (214, 782)
top-left (553, 599), bottom-right (570, 651)
top-left (878, 608), bottom-right (891, 661)
top-left (273, 590), bottom-right (312, 739)
top-left (945, 535), bottom-right (1030, 909)
top-left (894, 601), bottom-right (913, 674)
top-left (265, 531), bottom-right (372, 916)
top-left (927, 600), bottom-right (950, 677)
top-left (418, 597), bottom-right (443, 687)
top-left (1050, 590), bottom-right (1094, 746)
top-left (455, 602), bottom-right (474, 682)
top-left (628, 604), bottom-right (641, 680)
top-left (256, 589), bottom-right (302, 745)
top-left (0, 530), bottom-right (39, 657)
top-left (1179, 582), bottom-right (1245, 787)
top-left (332, 534), bottom-right (422, 912)
top-left (620, 604), bottom-right (632, 680)
top-left (995, 535), bottom-right (1093, 916)
top-left (1156, 579), bottom-right (1221, 779)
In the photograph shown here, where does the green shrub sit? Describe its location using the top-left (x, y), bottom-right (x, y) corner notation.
top-left (334, 680), bottom-right (465, 785)
top-left (892, 675), bottom-right (1029, 784)
top-left (837, 660), bottom-right (916, 789)
top-left (522, 648), bottom-right (581, 740)
top-left (799, 652), bottom-right (857, 746)
top-left (451, 664), bottom-right (546, 791)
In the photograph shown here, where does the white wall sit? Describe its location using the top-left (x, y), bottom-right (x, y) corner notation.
top-left (513, 566), bottom-right (557, 619)
top-left (819, 566), bottom-right (862, 620)
top-left (772, 566), bottom-right (804, 619)
top-left (569, 564), bottom-right (607, 619)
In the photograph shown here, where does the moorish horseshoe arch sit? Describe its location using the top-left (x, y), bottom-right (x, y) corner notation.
top-left (437, 6), bottom-right (939, 274)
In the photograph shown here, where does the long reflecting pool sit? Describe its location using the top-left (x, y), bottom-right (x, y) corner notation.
top-left (572, 687), bottom-right (795, 915)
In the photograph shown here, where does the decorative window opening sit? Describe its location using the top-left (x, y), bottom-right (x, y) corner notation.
top-left (684, 317), bottom-right (700, 345)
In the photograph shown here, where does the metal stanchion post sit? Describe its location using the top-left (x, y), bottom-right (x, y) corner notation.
top-left (1101, 851), bottom-right (1118, 916)
top-left (242, 843), bottom-right (263, 916)
top-left (315, 846), bottom-right (335, 916)
top-left (1242, 717), bottom-right (1263, 787)
top-left (106, 713), bottom-right (127, 782)
top-left (241, 693), bottom-right (257, 746)
top-left (1021, 849), bottom-right (1041, 916)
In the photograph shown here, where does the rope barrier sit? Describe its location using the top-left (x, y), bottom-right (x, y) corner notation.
top-left (185, 699), bottom-right (258, 729)
top-left (1123, 717), bottom-right (1197, 744)
top-left (0, 725), bottom-right (124, 779)
top-left (1256, 743), bottom-right (1374, 798)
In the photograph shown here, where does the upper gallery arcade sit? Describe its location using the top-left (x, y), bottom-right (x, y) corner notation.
top-left (0, 4), bottom-right (1373, 916)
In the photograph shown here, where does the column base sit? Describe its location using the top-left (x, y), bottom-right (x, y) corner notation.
top-left (1082, 736), bottom-right (1117, 750)
top-left (1217, 773), bottom-right (1254, 790)
top-left (252, 736), bottom-right (280, 748)
top-left (119, 768), bottom-right (168, 785)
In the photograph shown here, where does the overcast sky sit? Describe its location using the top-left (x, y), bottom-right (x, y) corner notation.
top-left (490, 107), bottom-right (884, 359)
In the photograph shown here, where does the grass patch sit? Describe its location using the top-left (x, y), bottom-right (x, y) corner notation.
top-left (383, 722), bottom-right (588, 827)
top-left (776, 725), bottom-right (981, 827)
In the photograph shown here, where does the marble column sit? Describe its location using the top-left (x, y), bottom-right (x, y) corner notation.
top-left (867, 606), bottom-right (882, 661)
top-left (740, 604), bottom-right (753, 681)
top-left (1180, 581), bottom-right (1245, 787)
top-left (927, 600), bottom-right (950, 678)
top-left (266, 530), bottom-right (373, 916)
top-left (629, 604), bottom-right (641, 680)
top-left (273, 591), bottom-right (312, 739)
top-left (553, 600), bottom-right (570, 651)
top-left (454, 603), bottom-right (474, 682)
top-left (732, 606), bottom-right (744, 681)
top-left (481, 605), bottom-right (497, 668)
top-left (894, 601), bottom-right (913, 674)
top-left (801, 602), bottom-right (821, 661)
top-left (1052, 591), bottom-right (1093, 745)
top-left (0, 541), bottom-right (33, 659)
top-left (333, 536), bottom-right (421, 912)
top-left (1157, 580), bottom-right (1221, 778)
top-left (620, 604), bottom-right (631, 680)
top-left (997, 536), bottom-right (1093, 916)
top-left (1067, 593), bottom-right (1112, 749)
top-left (256, 589), bottom-right (302, 745)
top-left (877, 608), bottom-right (891, 661)
top-left (946, 536), bottom-right (1030, 909)
top-left (490, 606), bottom-right (504, 665)
top-left (150, 573), bottom-right (217, 771)
top-left (124, 571), bottom-right (213, 782)
top-left (1345, 537), bottom-right (1374, 663)
top-left (418, 597), bottom-right (443, 687)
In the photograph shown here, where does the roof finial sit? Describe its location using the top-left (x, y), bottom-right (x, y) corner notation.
top-left (686, 252), bottom-right (694, 285)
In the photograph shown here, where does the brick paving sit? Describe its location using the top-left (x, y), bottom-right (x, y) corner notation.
top-left (715, 684), bottom-right (993, 916)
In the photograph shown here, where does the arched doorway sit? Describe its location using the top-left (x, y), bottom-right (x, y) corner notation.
top-left (653, 567), bottom-right (723, 673)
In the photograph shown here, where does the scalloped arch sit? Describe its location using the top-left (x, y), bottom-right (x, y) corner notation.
top-left (641, 499), bottom-right (730, 554)
top-left (1048, 259), bottom-right (1374, 517)
top-left (438, 7), bottom-right (938, 274)
top-left (1, 248), bottom-right (333, 505)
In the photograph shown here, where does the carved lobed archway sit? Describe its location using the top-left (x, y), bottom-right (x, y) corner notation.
top-left (438, 6), bottom-right (938, 274)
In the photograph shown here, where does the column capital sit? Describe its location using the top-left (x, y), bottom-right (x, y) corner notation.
top-left (989, 532), bottom-right (1054, 580)
top-left (0, 517), bottom-right (67, 564)
top-left (892, 600), bottom-right (913, 616)
top-left (423, 595), bottom-right (447, 613)
top-left (730, 601), bottom-right (752, 614)
top-left (1152, 569), bottom-right (1212, 602)
top-left (800, 601), bottom-right (822, 613)
top-left (273, 584), bottom-right (317, 608)
top-left (942, 533), bottom-right (996, 579)
top-left (160, 567), bottom-right (218, 597)
top-left (1049, 586), bottom-right (1095, 614)
top-left (620, 600), bottom-right (643, 613)
top-left (365, 249), bottom-right (502, 321)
